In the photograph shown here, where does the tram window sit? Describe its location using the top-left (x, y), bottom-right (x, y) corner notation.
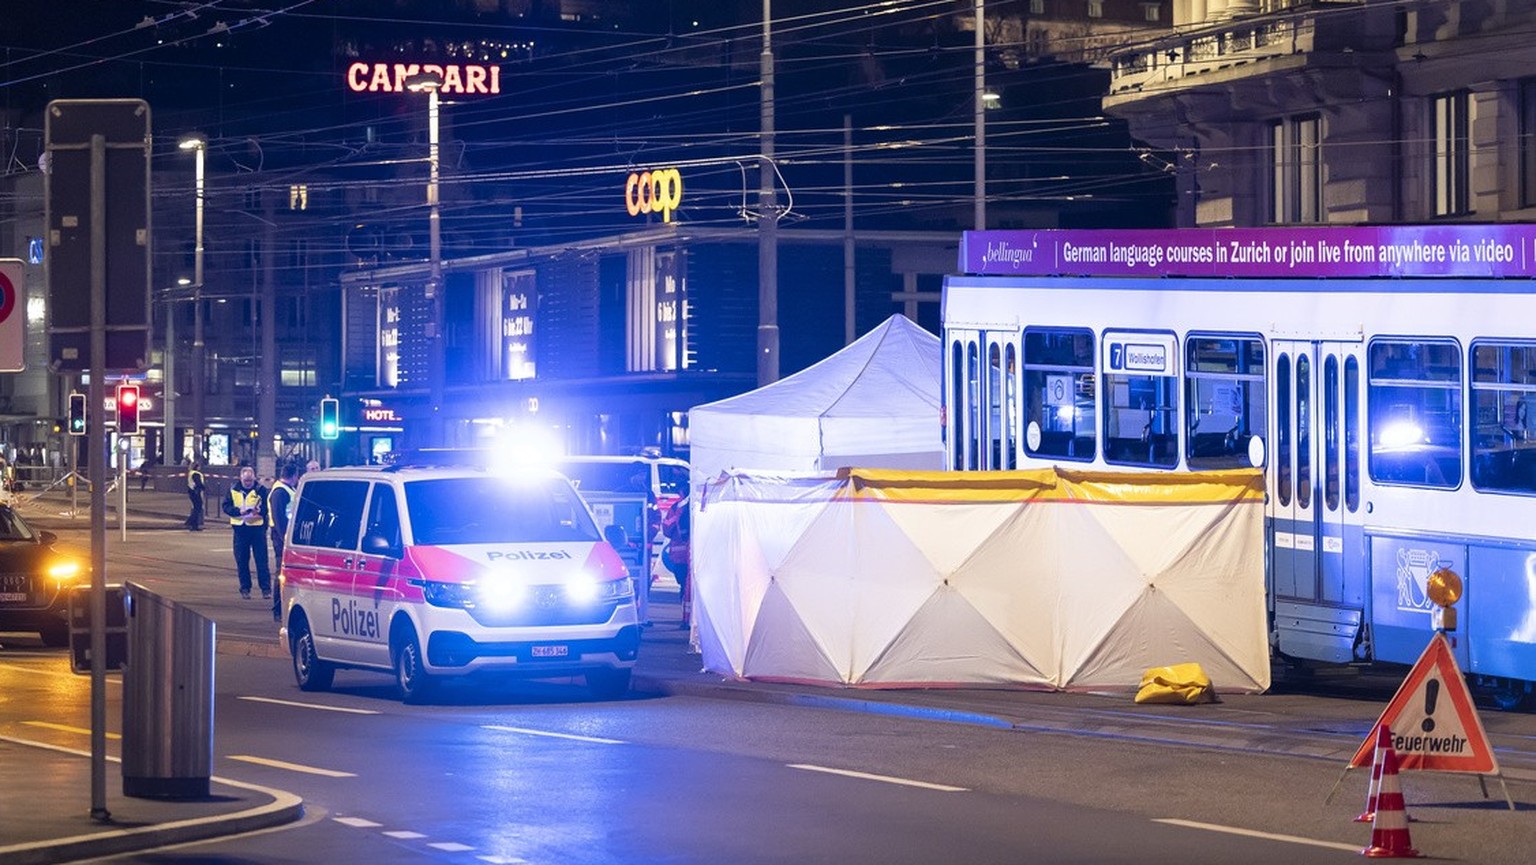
top-left (1345, 356), bottom-right (1360, 511)
top-left (1005, 343), bottom-right (1018, 469)
top-left (1104, 374), bottom-right (1177, 469)
top-left (1470, 341), bottom-right (1536, 494)
top-left (951, 341), bottom-right (965, 470)
top-left (1185, 336), bottom-right (1266, 470)
top-left (967, 342), bottom-right (981, 470)
top-left (1367, 339), bottom-right (1461, 489)
top-left (1324, 355), bottom-right (1340, 511)
top-left (1277, 354), bottom-right (1292, 506)
top-left (1024, 329), bottom-right (1095, 462)
top-left (989, 344), bottom-right (1005, 469)
top-left (1297, 355), bottom-right (1312, 508)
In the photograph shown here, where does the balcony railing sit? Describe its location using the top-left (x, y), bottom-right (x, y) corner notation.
top-left (1108, 13), bottom-right (1316, 96)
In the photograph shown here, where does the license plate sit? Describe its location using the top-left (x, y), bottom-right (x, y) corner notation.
top-left (530, 645), bottom-right (568, 658)
top-left (0, 592), bottom-right (27, 602)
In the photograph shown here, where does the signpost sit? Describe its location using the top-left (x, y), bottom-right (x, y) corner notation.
top-left (44, 98), bottom-right (152, 823)
top-left (0, 260), bottom-right (25, 372)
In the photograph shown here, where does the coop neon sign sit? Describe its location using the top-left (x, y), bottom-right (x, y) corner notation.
top-left (625, 168), bottom-right (683, 223)
top-left (346, 62), bottom-right (502, 95)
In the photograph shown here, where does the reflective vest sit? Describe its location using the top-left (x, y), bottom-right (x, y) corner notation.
top-left (270, 480), bottom-right (295, 524)
top-left (228, 486), bottom-right (266, 527)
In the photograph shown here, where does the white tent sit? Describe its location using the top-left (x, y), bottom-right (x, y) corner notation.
top-left (693, 467), bottom-right (1270, 693)
top-left (687, 314), bottom-right (942, 483)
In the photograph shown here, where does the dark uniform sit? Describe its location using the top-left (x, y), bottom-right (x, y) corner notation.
top-left (222, 474), bottom-right (272, 599)
top-left (185, 466), bottom-right (206, 530)
top-left (268, 474), bottom-right (297, 621)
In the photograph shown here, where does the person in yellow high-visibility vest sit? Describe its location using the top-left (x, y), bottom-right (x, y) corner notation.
top-left (221, 464), bottom-right (272, 600)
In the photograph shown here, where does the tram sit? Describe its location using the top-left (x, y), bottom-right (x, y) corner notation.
top-left (943, 225), bottom-right (1536, 708)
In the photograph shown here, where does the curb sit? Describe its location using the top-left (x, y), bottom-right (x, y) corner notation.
top-left (0, 737), bottom-right (303, 865)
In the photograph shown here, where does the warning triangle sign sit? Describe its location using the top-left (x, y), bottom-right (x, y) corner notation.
top-left (1347, 632), bottom-right (1498, 774)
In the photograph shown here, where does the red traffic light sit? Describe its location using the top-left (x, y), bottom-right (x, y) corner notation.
top-left (116, 384), bottom-right (140, 435)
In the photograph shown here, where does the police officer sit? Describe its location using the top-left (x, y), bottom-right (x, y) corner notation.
top-left (185, 462), bottom-right (206, 531)
top-left (222, 465), bottom-right (272, 600)
top-left (268, 458), bottom-right (301, 621)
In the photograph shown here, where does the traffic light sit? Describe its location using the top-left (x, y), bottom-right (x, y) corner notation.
top-left (319, 397), bottom-right (340, 440)
top-left (116, 384), bottom-right (140, 435)
top-left (68, 393), bottom-right (86, 436)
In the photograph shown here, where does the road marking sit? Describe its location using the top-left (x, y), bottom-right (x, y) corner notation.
top-left (333, 817), bottom-right (383, 828)
top-left (1152, 818), bottom-right (1361, 852)
top-left (239, 695), bottom-right (380, 715)
top-left (227, 755), bottom-right (356, 778)
top-left (787, 763), bottom-right (967, 792)
top-left (483, 724), bottom-right (625, 745)
top-left (431, 842), bottom-right (476, 852)
top-left (479, 857), bottom-right (528, 865)
top-left (384, 830), bottom-right (427, 839)
top-left (23, 721), bottom-right (121, 740)
top-left (0, 661), bottom-right (121, 683)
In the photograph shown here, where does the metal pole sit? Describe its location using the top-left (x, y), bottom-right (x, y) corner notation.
top-left (974, 0), bottom-right (987, 231)
top-left (88, 133), bottom-right (110, 822)
top-left (843, 114), bottom-right (855, 346)
top-left (165, 296), bottom-right (176, 461)
top-left (118, 439), bottom-right (127, 541)
top-left (190, 143), bottom-right (205, 463)
top-left (757, 0), bottom-right (779, 386)
top-left (425, 86), bottom-right (446, 448)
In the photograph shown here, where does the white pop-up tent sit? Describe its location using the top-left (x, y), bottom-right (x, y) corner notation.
top-left (692, 467), bottom-right (1270, 693)
top-left (687, 314), bottom-right (942, 483)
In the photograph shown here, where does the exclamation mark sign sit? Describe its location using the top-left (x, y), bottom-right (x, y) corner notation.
top-left (1421, 678), bottom-right (1440, 733)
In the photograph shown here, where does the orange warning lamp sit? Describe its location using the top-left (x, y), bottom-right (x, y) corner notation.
top-left (1426, 566), bottom-right (1462, 631)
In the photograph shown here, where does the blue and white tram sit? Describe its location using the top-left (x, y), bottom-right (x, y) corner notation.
top-left (944, 227), bottom-right (1536, 707)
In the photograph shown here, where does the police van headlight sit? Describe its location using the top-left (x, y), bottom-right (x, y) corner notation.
top-left (412, 579), bottom-right (477, 609)
top-left (564, 574), bottom-right (632, 604)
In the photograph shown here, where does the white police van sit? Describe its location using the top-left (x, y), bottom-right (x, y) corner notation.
top-left (278, 461), bottom-right (640, 703)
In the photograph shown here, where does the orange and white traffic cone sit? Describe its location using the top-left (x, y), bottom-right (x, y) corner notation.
top-left (1362, 748), bottom-right (1420, 858)
top-left (1356, 725), bottom-right (1392, 823)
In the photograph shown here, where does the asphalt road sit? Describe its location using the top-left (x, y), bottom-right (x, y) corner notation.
top-left (1, 506), bottom-right (1533, 864)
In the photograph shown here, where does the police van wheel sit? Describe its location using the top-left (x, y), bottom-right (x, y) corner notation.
top-left (291, 618), bottom-right (335, 692)
top-left (586, 667), bottom-right (632, 700)
top-left (395, 630), bottom-right (436, 705)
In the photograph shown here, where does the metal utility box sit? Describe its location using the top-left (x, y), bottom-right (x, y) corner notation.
top-left (120, 581), bottom-right (215, 799)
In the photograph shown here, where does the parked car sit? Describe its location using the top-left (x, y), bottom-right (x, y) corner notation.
top-left (0, 506), bottom-right (85, 647)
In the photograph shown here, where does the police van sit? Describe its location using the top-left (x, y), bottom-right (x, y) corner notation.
top-left (278, 461), bottom-right (640, 703)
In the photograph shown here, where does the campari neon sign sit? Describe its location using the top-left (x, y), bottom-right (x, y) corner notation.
top-left (346, 62), bottom-right (502, 95)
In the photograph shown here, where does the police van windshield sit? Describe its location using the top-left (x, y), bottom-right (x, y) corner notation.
top-left (405, 477), bottom-right (602, 545)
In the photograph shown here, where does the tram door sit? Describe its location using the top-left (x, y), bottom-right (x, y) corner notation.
top-left (1270, 339), bottom-right (1365, 663)
top-left (946, 329), bottom-right (1019, 471)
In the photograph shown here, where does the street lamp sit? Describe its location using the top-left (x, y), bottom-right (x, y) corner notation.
top-left (178, 135), bottom-right (206, 463)
top-left (405, 72), bottom-right (446, 446)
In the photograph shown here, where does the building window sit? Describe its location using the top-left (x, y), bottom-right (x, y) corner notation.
top-left (1030, 0), bottom-right (1044, 12)
top-left (288, 184), bottom-right (308, 211)
top-left (1432, 91), bottom-right (1472, 217)
top-left (1141, 3), bottom-right (1161, 21)
top-left (1087, 0), bottom-right (1104, 17)
top-left (1269, 115), bottom-right (1322, 223)
top-left (1520, 81), bottom-right (1536, 208)
top-left (280, 368), bottom-right (317, 387)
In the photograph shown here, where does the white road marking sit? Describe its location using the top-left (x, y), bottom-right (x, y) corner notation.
top-left (0, 661), bottom-right (121, 683)
top-left (430, 842), bottom-right (476, 852)
top-left (1152, 818), bottom-right (1361, 852)
top-left (384, 830), bottom-right (427, 840)
top-left (22, 720), bottom-right (120, 740)
top-left (239, 695), bottom-right (380, 715)
top-left (787, 763), bottom-right (967, 792)
top-left (227, 755), bottom-right (356, 778)
top-left (479, 856), bottom-right (528, 864)
top-left (483, 724), bottom-right (625, 745)
top-left (333, 817), bottom-right (383, 828)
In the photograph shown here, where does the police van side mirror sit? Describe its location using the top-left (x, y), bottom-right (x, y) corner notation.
top-left (603, 524), bottom-right (628, 549)
top-left (361, 531), bottom-right (400, 559)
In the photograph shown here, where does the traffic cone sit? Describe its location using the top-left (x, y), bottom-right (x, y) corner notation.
top-left (1361, 748), bottom-right (1420, 858)
top-left (1356, 725), bottom-right (1391, 823)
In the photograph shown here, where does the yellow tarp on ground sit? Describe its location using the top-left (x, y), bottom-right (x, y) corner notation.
top-left (692, 467), bottom-right (1269, 693)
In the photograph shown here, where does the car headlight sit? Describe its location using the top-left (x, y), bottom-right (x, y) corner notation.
top-left (411, 579), bottom-right (477, 609)
top-left (579, 576), bottom-right (633, 603)
top-left (48, 560), bottom-right (82, 582)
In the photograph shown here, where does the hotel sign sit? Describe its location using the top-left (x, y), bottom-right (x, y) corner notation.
top-left (346, 62), bottom-right (502, 95)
